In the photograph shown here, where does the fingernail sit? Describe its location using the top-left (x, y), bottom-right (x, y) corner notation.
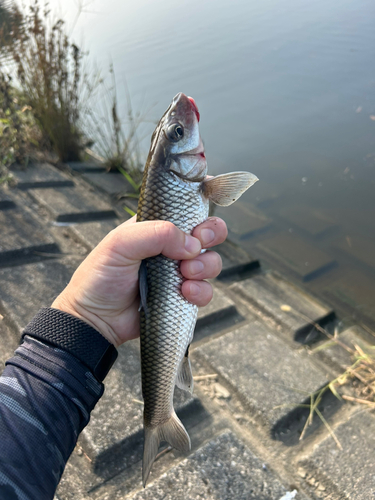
top-left (185, 235), bottom-right (201, 254)
top-left (189, 283), bottom-right (200, 296)
top-left (200, 228), bottom-right (215, 246)
top-left (189, 260), bottom-right (204, 275)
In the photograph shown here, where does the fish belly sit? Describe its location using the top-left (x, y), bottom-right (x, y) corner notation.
top-left (140, 255), bottom-right (197, 426)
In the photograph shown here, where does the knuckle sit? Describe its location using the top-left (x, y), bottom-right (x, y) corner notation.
top-left (205, 251), bottom-right (222, 276)
top-left (154, 220), bottom-right (175, 240)
top-left (213, 253), bottom-right (223, 275)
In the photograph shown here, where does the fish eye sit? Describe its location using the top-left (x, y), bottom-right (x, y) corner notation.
top-left (166, 123), bottom-right (184, 142)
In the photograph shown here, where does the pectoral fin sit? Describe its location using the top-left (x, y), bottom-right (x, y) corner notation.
top-left (201, 171), bottom-right (258, 206)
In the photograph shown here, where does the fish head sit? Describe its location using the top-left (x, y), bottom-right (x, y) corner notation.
top-left (150, 93), bottom-right (207, 182)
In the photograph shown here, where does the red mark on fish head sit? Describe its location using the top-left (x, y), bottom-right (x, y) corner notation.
top-left (188, 96), bottom-right (200, 122)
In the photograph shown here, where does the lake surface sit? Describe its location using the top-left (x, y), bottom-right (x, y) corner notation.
top-left (49, 0), bottom-right (375, 331)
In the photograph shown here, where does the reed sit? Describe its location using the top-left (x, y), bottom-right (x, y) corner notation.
top-left (1, 0), bottom-right (99, 162)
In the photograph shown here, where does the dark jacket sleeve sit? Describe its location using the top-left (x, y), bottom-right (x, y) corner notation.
top-left (0, 334), bottom-right (104, 500)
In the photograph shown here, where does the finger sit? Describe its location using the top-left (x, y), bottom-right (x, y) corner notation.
top-left (191, 217), bottom-right (228, 249)
top-left (124, 215), bottom-right (137, 225)
top-left (181, 280), bottom-right (213, 307)
top-left (180, 251), bottom-right (222, 280)
top-left (102, 220), bottom-right (202, 263)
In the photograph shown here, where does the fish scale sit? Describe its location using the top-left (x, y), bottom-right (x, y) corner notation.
top-left (138, 170), bottom-right (208, 427)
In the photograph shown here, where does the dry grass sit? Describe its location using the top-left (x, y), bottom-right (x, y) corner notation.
top-left (0, 0), bottom-right (22, 56)
top-left (276, 304), bottom-right (375, 448)
top-left (1, 0), bottom-right (100, 162)
top-left (0, 71), bottom-right (44, 172)
top-left (85, 64), bottom-right (149, 185)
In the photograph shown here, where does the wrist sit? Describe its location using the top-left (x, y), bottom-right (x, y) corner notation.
top-left (52, 294), bottom-right (119, 347)
top-left (22, 308), bottom-right (118, 382)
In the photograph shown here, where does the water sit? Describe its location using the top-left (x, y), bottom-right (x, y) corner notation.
top-left (49, 0), bottom-right (375, 329)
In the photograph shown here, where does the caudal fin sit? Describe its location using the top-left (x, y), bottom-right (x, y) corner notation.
top-left (142, 412), bottom-right (191, 487)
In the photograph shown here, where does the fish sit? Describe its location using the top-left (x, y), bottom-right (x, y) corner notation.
top-left (136, 92), bottom-right (258, 486)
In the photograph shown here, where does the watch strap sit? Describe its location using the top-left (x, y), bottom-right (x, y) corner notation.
top-left (22, 308), bottom-right (118, 381)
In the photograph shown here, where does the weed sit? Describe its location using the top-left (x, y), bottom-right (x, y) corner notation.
top-left (85, 65), bottom-right (150, 191)
top-left (1, 0), bottom-right (99, 162)
top-left (0, 71), bottom-right (43, 170)
top-left (0, 0), bottom-right (22, 56)
top-left (276, 304), bottom-right (375, 448)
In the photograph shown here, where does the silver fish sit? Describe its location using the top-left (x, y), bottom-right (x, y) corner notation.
top-left (136, 92), bottom-right (258, 486)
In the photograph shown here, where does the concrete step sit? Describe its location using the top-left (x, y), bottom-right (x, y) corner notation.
top-left (10, 162), bottom-right (74, 189)
top-left (0, 206), bottom-right (59, 266)
top-left (255, 233), bottom-right (337, 282)
top-left (214, 239), bottom-right (260, 282)
top-left (66, 161), bottom-right (106, 174)
top-left (214, 203), bottom-right (272, 242)
top-left (0, 188), bottom-right (16, 210)
top-left (298, 410), bottom-right (375, 499)
top-left (124, 431), bottom-right (310, 500)
top-left (195, 287), bottom-right (244, 342)
top-left (193, 320), bottom-right (339, 445)
top-left (230, 271), bottom-right (335, 345)
top-left (0, 320), bottom-right (19, 370)
top-left (0, 258), bottom-right (82, 334)
top-left (311, 325), bottom-right (373, 373)
top-left (28, 186), bottom-right (117, 223)
top-left (81, 171), bottom-right (136, 198)
top-left (279, 206), bottom-right (337, 239)
top-left (80, 339), bottom-right (208, 481)
top-left (68, 219), bottom-right (122, 251)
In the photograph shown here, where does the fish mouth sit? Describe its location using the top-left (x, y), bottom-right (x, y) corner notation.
top-left (182, 137), bottom-right (205, 158)
top-left (188, 96), bottom-right (200, 122)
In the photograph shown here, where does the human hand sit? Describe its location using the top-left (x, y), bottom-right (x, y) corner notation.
top-left (51, 217), bottom-right (227, 347)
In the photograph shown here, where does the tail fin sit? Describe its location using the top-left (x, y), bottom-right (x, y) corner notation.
top-left (142, 411), bottom-right (191, 487)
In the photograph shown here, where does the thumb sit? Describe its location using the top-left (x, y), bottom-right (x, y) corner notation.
top-left (98, 219), bottom-right (202, 263)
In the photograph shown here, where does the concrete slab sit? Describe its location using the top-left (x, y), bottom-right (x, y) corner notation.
top-left (0, 319), bottom-right (19, 370)
top-left (194, 320), bottom-right (330, 442)
top-left (323, 269), bottom-right (375, 330)
top-left (335, 234), bottom-right (375, 270)
top-left (0, 188), bottom-right (16, 210)
top-left (214, 240), bottom-right (260, 282)
top-left (195, 287), bottom-right (244, 342)
top-left (28, 187), bottom-right (117, 222)
top-left (80, 339), bottom-right (207, 476)
top-left (66, 161), bottom-right (106, 173)
top-left (312, 326), bottom-right (371, 373)
top-left (82, 171), bottom-right (135, 196)
top-left (252, 180), bottom-right (281, 208)
top-left (214, 202), bottom-right (272, 241)
top-left (10, 162), bottom-right (74, 189)
top-left (231, 272), bottom-right (334, 344)
top-left (0, 258), bottom-right (82, 332)
top-left (127, 431), bottom-right (309, 500)
top-left (68, 219), bottom-right (122, 250)
top-left (0, 208), bottom-right (58, 265)
top-left (279, 206), bottom-right (337, 238)
top-left (197, 287), bottom-right (237, 322)
top-left (256, 233), bottom-right (337, 282)
top-left (299, 411), bottom-right (375, 499)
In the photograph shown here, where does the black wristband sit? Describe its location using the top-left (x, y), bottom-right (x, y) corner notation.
top-left (22, 308), bottom-right (118, 382)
